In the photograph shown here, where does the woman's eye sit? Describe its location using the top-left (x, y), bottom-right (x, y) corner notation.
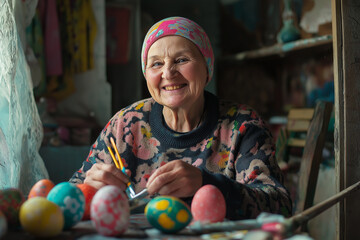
top-left (176, 58), bottom-right (188, 64)
top-left (151, 62), bottom-right (163, 67)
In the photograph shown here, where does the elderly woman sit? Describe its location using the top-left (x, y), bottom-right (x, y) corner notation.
top-left (70, 16), bottom-right (292, 219)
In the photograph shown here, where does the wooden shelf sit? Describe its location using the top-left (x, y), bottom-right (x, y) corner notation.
top-left (221, 35), bottom-right (333, 62)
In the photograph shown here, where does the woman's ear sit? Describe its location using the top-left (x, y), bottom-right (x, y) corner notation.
top-left (205, 74), bottom-right (210, 85)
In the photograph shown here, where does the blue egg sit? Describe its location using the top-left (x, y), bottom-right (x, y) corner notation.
top-left (145, 196), bottom-right (192, 233)
top-left (47, 182), bottom-right (85, 229)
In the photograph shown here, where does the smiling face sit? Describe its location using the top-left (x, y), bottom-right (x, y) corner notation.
top-left (145, 36), bottom-right (208, 111)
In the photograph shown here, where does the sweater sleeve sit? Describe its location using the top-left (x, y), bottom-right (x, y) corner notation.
top-left (201, 114), bottom-right (292, 220)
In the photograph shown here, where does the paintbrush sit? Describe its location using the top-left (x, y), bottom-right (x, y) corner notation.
top-left (108, 137), bottom-right (136, 198)
top-left (261, 180), bottom-right (360, 238)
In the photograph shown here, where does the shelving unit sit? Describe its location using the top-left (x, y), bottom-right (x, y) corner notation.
top-left (221, 35), bottom-right (333, 62)
top-left (217, 35), bottom-right (334, 121)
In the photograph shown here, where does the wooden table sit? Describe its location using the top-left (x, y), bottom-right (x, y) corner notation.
top-left (3, 214), bottom-right (252, 240)
top-left (6, 180), bottom-right (360, 239)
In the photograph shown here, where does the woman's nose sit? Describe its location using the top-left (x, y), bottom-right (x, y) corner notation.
top-left (162, 64), bottom-right (177, 80)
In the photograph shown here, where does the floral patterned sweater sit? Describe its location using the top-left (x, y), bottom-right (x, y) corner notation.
top-left (69, 91), bottom-right (292, 220)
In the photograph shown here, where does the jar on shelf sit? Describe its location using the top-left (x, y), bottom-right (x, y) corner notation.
top-left (277, 0), bottom-right (301, 43)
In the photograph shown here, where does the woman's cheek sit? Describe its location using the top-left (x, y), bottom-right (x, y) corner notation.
top-left (145, 69), bottom-right (162, 84)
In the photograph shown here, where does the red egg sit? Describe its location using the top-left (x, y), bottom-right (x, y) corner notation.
top-left (191, 184), bottom-right (226, 223)
top-left (77, 183), bottom-right (98, 220)
top-left (28, 179), bottom-right (55, 199)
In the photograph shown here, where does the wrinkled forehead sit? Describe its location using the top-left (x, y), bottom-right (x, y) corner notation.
top-left (146, 35), bottom-right (205, 60)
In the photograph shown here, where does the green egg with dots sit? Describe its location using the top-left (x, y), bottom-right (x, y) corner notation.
top-left (145, 196), bottom-right (192, 233)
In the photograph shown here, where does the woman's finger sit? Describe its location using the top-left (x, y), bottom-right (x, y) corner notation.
top-left (147, 170), bottom-right (176, 195)
top-left (125, 169), bottom-right (132, 177)
top-left (147, 162), bottom-right (174, 186)
top-left (146, 160), bottom-right (202, 197)
top-left (96, 163), bottom-right (129, 182)
top-left (84, 163), bottom-right (129, 191)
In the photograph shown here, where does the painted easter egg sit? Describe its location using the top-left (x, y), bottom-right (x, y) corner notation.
top-left (28, 179), bottom-right (55, 199)
top-left (0, 210), bottom-right (7, 238)
top-left (47, 182), bottom-right (85, 229)
top-left (191, 184), bottom-right (226, 223)
top-left (145, 196), bottom-right (192, 233)
top-left (0, 188), bottom-right (25, 227)
top-left (19, 197), bottom-right (64, 237)
top-left (77, 183), bottom-right (98, 220)
top-left (91, 185), bottom-right (130, 236)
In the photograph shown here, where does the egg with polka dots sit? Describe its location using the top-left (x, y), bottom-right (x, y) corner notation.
top-left (28, 179), bottom-right (55, 199)
top-left (145, 196), bottom-right (192, 233)
top-left (47, 182), bottom-right (85, 229)
top-left (191, 184), bottom-right (226, 223)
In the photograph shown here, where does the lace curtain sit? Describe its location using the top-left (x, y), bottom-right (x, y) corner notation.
top-left (0, 0), bottom-right (48, 195)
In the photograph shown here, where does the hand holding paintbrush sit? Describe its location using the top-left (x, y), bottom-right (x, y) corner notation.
top-left (107, 137), bottom-right (136, 198)
top-left (107, 137), bottom-right (149, 209)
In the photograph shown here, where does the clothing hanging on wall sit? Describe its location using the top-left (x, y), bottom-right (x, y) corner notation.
top-left (26, 0), bottom-right (98, 101)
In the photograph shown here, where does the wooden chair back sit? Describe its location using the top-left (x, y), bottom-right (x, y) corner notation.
top-left (275, 100), bottom-right (333, 228)
top-left (295, 101), bottom-right (333, 215)
top-left (275, 108), bottom-right (315, 167)
top-left (286, 108), bottom-right (315, 148)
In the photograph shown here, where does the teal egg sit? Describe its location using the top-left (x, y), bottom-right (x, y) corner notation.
top-left (47, 182), bottom-right (85, 229)
top-left (145, 196), bottom-right (192, 233)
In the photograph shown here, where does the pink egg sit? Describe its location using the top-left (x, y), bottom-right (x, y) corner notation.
top-left (28, 179), bottom-right (55, 199)
top-left (191, 184), bottom-right (226, 223)
top-left (90, 185), bottom-right (129, 236)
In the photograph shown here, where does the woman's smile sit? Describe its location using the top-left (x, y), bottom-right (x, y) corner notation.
top-left (163, 84), bottom-right (187, 91)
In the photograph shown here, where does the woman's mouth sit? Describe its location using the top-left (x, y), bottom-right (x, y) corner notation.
top-left (163, 84), bottom-right (186, 91)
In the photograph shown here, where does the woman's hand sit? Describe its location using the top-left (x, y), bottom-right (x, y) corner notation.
top-left (84, 163), bottom-right (131, 191)
top-left (146, 160), bottom-right (202, 198)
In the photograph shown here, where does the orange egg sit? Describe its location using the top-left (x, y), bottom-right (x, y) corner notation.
top-left (77, 183), bottom-right (98, 220)
top-left (28, 179), bottom-right (55, 199)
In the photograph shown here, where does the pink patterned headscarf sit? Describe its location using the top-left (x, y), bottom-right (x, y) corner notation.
top-left (141, 16), bottom-right (214, 81)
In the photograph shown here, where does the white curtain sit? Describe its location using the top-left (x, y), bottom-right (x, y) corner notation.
top-left (0, 0), bottom-right (48, 195)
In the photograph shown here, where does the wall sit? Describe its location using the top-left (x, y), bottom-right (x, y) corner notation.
top-left (106, 0), bottom-right (143, 113)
